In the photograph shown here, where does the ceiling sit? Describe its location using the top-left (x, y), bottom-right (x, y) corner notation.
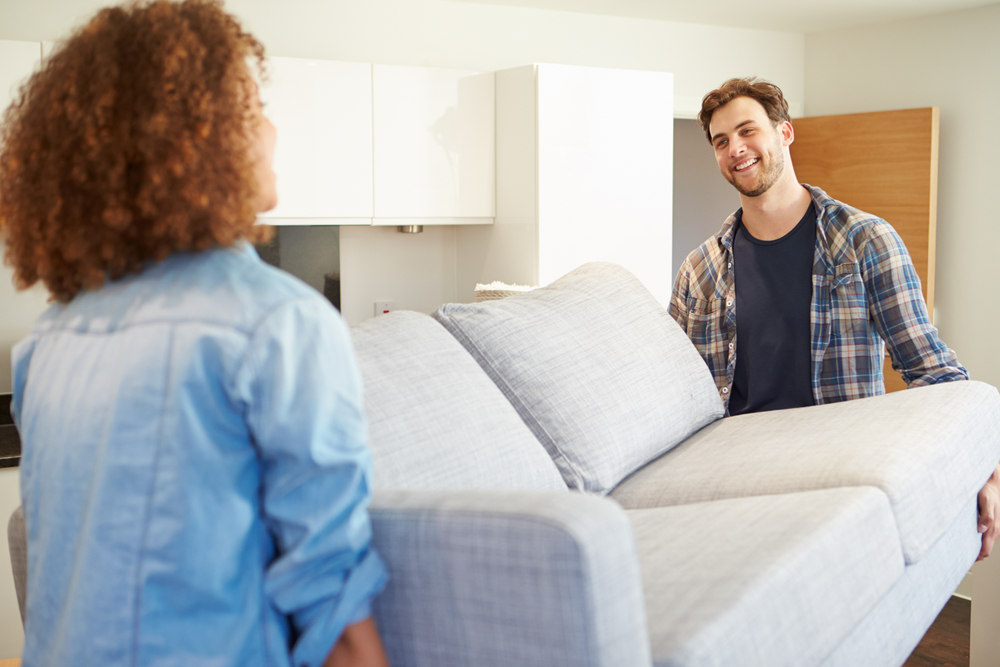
top-left (1, 0), bottom-right (996, 42)
top-left (450, 0), bottom-right (999, 33)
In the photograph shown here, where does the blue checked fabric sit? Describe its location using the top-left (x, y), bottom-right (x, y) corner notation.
top-left (669, 185), bottom-right (967, 412)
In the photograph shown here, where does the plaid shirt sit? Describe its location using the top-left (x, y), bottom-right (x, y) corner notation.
top-left (669, 185), bottom-right (967, 413)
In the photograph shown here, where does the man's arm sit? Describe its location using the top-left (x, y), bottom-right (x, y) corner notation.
top-left (978, 464), bottom-right (1000, 561)
top-left (858, 221), bottom-right (1000, 556)
top-left (860, 220), bottom-right (968, 386)
top-left (668, 261), bottom-right (692, 333)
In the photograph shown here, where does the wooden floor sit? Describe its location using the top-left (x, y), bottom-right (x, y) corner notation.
top-left (904, 596), bottom-right (971, 667)
top-left (0, 596), bottom-right (972, 667)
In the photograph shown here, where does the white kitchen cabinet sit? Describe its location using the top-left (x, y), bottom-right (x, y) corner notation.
top-left (457, 64), bottom-right (673, 307)
top-left (257, 57), bottom-right (373, 225)
top-left (372, 65), bottom-right (494, 223)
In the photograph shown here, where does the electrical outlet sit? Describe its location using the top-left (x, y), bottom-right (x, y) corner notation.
top-left (374, 301), bottom-right (395, 317)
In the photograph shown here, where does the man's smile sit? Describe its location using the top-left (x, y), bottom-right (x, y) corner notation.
top-left (734, 157), bottom-right (760, 172)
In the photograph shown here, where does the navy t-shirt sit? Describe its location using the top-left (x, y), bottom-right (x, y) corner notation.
top-left (728, 205), bottom-right (817, 416)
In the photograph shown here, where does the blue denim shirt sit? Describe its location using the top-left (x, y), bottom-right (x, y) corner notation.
top-left (11, 243), bottom-right (387, 667)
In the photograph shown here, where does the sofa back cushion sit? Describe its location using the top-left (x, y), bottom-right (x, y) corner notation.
top-left (352, 311), bottom-right (566, 491)
top-left (433, 262), bottom-right (723, 494)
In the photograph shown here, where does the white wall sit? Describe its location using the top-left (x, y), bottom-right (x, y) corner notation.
top-left (804, 5), bottom-right (1000, 663)
top-left (340, 225), bottom-right (460, 324)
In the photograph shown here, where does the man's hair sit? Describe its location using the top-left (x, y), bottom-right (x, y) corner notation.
top-left (0, 0), bottom-right (272, 302)
top-left (697, 77), bottom-right (791, 144)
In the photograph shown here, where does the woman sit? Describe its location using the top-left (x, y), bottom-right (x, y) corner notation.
top-left (0, 2), bottom-right (389, 665)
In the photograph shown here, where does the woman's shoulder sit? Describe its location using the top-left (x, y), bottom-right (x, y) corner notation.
top-left (37, 242), bottom-right (333, 339)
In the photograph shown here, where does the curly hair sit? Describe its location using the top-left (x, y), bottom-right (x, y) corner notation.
top-left (697, 77), bottom-right (791, 144)
top-left (0, 0), bottom-right (273, 302)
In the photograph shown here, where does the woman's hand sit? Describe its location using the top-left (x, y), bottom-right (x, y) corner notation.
top-left (322, 617), bottom-right (389, 667)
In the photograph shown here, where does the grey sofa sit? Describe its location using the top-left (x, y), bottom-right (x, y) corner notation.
top-left (8, 262), bottom-right (1000, 666)
top-left (354, 262), bottom-right (1000, 667)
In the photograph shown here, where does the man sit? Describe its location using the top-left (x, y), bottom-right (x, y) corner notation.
top-left (669, 76), bottom-right (1000, 559)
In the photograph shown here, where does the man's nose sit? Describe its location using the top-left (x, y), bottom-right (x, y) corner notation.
top-left (729, 138), bottom-right (746, 157)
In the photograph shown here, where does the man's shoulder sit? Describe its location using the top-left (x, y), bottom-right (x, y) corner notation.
top-left (680, 215), bottom-right (737, 274)
top-left (804, 185), bottom-right (901, 257)
top-left (805, 185), bottom-right (890, 232)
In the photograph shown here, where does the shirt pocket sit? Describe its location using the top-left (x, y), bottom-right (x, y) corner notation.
top-left (685, 297), bottom-right (728, 355)
top-left (831, 263), bottom-right (869, 335)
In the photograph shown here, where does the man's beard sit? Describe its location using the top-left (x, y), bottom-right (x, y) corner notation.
top-left (727, 145), bottom-right (785, 198)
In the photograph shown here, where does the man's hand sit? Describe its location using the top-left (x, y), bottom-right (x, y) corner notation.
top-left (322, 617), bottom-right (389, 667)
top-left (977, 463), bottom-right (1000, 561)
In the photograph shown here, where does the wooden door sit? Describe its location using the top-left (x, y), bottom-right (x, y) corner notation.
top-left (789, 108), bottom-right (939, 393)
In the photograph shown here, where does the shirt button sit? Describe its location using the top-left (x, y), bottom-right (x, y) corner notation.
top-left (722, 387), bottom-right (729, 394)
top-left (726, 300), bottom-right (732, 307)
top-left (729, 343), bottom-right (734, 350)
top-left (728, 263), bottom-right (732, 269)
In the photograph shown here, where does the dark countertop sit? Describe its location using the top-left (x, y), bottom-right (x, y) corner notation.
top-left (0, 425), bottom-right (19, 468)
top-left (0, 394), bottom-right (19, 468)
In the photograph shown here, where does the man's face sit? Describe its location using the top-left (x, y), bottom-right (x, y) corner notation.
top-left (708, 96), bottom-right (790, 198)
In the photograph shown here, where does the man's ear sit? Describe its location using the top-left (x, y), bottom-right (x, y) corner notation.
top-left (781, 120), bottom-right (795, 147)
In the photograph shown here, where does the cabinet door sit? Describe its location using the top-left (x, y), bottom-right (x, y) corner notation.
top-left (0, 40), bottom-right (49, 394)
top-left (536, 64), bottom-right (674, 307)
top-left (373, 65), bottom-right (494, 220)
top-left (258, 57), bottom-right (373, 224)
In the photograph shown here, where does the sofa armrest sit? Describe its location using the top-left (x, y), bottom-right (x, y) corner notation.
top-left (369, 489), bottom-right (651, 667)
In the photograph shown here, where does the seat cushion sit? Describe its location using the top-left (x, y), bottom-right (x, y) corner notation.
top-left (433, 262), bottom-right (723, 494)
top-left (629, 487), bottom-right (903, 667)
top-left (817, 495), bottom-right (980, 667)
top-left (612, 381), bottom-right (1000, 564)
top-left (352, 311), bottom-right (566, 491)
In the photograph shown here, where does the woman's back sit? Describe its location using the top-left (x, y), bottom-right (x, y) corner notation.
top-left (13, 243), bottom-right (386, 666)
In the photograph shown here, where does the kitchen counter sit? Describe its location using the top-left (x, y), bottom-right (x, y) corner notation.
top-left (0, 426), bottom-right (18, 468)
top-left (0, 394), bottom-right (18, 468)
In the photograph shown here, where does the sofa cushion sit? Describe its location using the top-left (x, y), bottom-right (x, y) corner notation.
top-left (817, 495), bottom-right (979, 667)
top-left (352, 311), bottom-right (566, 491)
top-left (629, 487), bottom-right (903, 667)
top-left (434, 262), bottom-right (723, 494)
top-left (611, 381), bottom-right (1000, 565)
